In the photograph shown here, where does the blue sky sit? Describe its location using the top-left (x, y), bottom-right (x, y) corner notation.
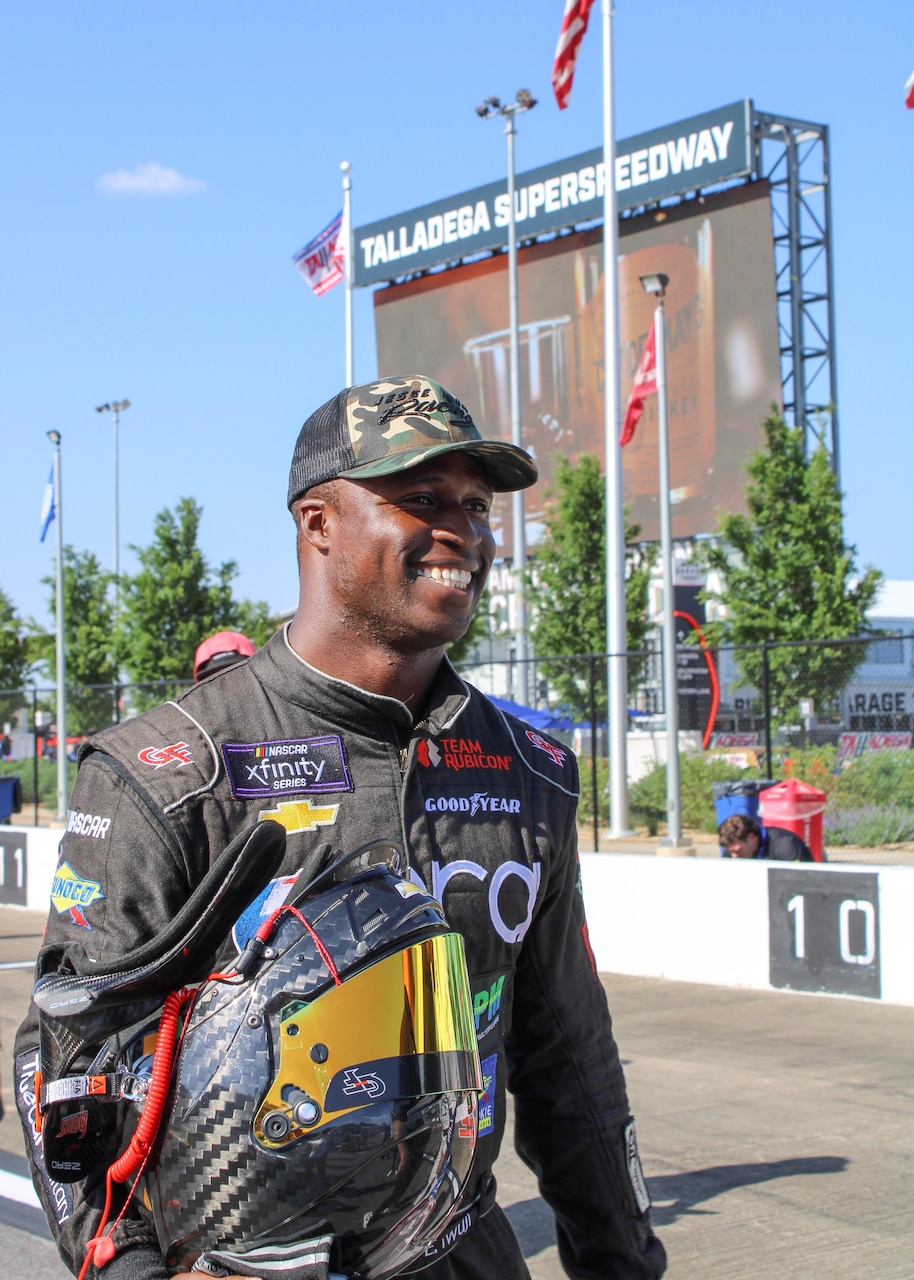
top-left (4, 1), bottom-right (913, 629)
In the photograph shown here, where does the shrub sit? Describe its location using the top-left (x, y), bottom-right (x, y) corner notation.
top-left (0, 758), bottom-right (77, 811)
top-left (630, 753), bottom-right (751, 835)
top-left (823, 804), bottom-right (914, 847)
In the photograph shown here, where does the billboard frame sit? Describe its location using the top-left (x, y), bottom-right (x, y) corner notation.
top-left (359, 103), bottom-right (838, 480)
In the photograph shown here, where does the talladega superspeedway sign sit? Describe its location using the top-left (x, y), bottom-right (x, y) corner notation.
top-left (354, 100), bottom-right (752, 288)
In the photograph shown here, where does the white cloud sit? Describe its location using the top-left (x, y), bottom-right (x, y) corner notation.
top-left (96, 161), bottom-right (206, 197)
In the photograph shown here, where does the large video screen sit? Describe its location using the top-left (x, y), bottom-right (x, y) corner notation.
top-left (374, 182), bottom-right (781, 551)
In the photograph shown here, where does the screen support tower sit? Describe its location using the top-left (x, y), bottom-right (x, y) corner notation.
top-left (753, 109), bottom-right (839, 485)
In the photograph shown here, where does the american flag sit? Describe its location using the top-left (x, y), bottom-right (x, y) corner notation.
top-left (551, 0), bottom-right (596, 110)
top-left (293, 210), bottom-right (345, 296)
top-left (906, 69), bottom-right (914, 109)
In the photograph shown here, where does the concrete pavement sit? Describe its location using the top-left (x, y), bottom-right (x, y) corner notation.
top-left (2, 907), bottom-right (912, 1279)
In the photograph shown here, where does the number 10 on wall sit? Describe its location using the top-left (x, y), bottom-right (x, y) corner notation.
top-left (769, 868), bottom-right (881, 999)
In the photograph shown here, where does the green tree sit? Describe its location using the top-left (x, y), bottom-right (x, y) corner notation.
top-left (120, 498), bottom-right (279, 693)
top-left (0, 585), bottom-right (30, 728)
top-left (0, 586), bottom-right (29, 692)
top-left (700, 409), bottom-right (882, 723)
top-left (527, 453), bottom-right (657, 720)
top-left (36, 548), bottom-right (118, 734)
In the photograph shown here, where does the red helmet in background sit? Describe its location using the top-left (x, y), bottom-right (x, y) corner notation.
top-left (193, 631), bottom-right (257, 682)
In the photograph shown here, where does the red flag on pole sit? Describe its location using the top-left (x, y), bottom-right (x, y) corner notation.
top-left (906, 70), bottom-right (914, 108)
top-left (619, 324), bottom-right (657, 447)
top-left (552, 0), bottom-right (596, 110)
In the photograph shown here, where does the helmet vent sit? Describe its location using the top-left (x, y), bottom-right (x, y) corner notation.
top-left (362, 909), bottom-right (386, 935)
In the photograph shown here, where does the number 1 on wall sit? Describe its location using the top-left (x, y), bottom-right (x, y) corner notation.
top-left (786, 893), bottom-right (805, 959)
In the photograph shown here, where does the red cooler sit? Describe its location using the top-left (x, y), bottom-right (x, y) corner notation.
top-left (758, 778), bottom-right (826, 861)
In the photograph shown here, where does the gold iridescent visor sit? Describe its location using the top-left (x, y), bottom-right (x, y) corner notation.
top-left (254, 932), bottom-right (481, 1151)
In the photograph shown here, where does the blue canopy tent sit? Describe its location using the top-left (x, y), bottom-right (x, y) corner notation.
top-left (485, 695), bottom-right (573, 732)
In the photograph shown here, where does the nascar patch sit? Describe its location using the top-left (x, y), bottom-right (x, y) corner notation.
top-left (222, 735), bottom-right (352, 799)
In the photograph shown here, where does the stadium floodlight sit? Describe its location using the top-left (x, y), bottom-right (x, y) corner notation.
top-left (638, 272), bottom-right (690, 852)
top-left (95, 399), bottom-right (131, 611)
top-left (639, 272), bottom-right (669, 296)
top-left (476, 89), bottom-right (537, 705)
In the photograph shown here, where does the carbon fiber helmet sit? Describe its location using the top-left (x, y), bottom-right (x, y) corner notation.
top-left (136, 843), bottom-right (481, 1278)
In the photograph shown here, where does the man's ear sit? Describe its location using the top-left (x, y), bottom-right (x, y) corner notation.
top-left (295, 497), bottom-right (335, 550)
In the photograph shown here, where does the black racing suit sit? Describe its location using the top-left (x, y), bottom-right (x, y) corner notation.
top-left (15, 627), bottom-right (666, 1280)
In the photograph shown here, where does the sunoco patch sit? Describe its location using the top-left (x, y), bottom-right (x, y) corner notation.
top-left (221, 735), bottom-right (352, 799)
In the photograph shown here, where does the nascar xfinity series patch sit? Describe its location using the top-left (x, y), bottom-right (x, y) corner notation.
top-left (222, 735), bottom-right (352, 799)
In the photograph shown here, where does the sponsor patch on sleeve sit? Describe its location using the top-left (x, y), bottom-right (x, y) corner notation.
top-left (137, 741), bottom-right (194, 769)
top-left (221, 735), bottom-right (352, 799)
top-left (625, 1118), bottom-right (652, 1214)
top-left (65, 810), bottom-right (112, 840)
top-left (49, 862), bottom-right (104, 929)
top-left (478, 1053), bottom-right (497, 1136)
top-left (525, 730), bottom-right (567, 766)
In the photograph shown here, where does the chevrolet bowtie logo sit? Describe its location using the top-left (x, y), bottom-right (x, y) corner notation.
top-left (258, 798), bottom-right (341, 834)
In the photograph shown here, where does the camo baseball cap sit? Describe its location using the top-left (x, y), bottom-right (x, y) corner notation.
top-left (287, 374), bottom-right (538, 508)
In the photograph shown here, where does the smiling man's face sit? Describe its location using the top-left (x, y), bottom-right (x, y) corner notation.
top-left (317, 453), bottom-right (496, 654)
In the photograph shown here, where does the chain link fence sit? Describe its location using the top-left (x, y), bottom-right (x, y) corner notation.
top-left (0, 677), bottom-right (191, 825)
top-left (456, 633), bottom-right (914, 866)
top-left (4, 637), bottom-right (914, 863)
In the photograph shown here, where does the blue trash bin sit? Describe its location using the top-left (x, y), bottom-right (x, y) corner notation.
top-left (0, 775), bottom-right (22, 824)
top-left (712, 780), bottom-right (776, 854)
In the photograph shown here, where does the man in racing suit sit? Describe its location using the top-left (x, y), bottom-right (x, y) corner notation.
top-left (16, 375), bottom-right (666, 1280)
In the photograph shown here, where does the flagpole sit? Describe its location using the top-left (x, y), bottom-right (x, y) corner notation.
top-left (341, 161), bottom-right (354, 385)
top-left (47, 431), bottom-right (67, 821)
top-left (602, 0), bottom-right (630, 836)
top-left (652, 296), bottom-right (684, 847)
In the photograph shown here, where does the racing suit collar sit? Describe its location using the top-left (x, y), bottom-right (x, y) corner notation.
top-left (248, 625), bottom-right (471, 738)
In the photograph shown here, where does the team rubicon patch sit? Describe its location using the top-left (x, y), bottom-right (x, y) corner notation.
top-left (525, 730), bottom-right (566, 766)
top-left (50, 862), bottom-right (104, 929)
top-left (222, 736), bottom-right (352, 799)
top-left (257, 799), bottom-right (340, 834)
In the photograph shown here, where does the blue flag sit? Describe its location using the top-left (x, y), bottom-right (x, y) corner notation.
top-left (40, 464), bottom-right (56, 542)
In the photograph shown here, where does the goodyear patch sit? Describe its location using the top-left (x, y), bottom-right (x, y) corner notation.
top-left (257, 798), bottom-right (340, 835)
top-left (222, 735), bottom-right (351, 799)
top-left (50, 862), bottom-right (104, 929)
top-left (478, 1053), bottom-right (497, 1136)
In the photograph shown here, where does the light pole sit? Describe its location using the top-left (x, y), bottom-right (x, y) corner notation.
top-left (639, 273), bottom-right (691, 853)
top-left (476, 90), bottom-right (536, 706)
top-left (95, 399), bottom-right (131, 609)
top-left (46, 430), bottom-right (68, 821)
